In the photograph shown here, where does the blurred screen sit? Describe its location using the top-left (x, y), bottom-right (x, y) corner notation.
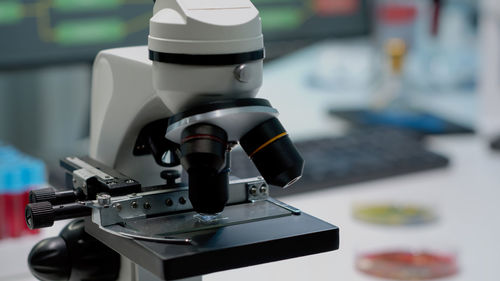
top-left (0, 0), bottom-right (369, 68)
top-left (0, 0), bottom-right (151, 67)
top-left (257, 0), bottom-right (369, 40)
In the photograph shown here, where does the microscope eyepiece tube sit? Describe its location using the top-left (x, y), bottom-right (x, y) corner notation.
top-left (240, 118), bottom-right (304, 188)
top-left (180, 123), bottom-right (229, 214)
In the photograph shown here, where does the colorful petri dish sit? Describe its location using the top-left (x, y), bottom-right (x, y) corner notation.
top-left (353, 203), bottom-right (437, 226)
top-left (356, 250), bottom-right (459, 280)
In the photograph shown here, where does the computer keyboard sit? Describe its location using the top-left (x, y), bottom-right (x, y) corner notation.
top-left (230, 127), bottom-right (449, 197)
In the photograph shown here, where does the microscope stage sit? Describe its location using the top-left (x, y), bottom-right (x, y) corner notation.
top-left (85, 200), bottom-right (339, 280)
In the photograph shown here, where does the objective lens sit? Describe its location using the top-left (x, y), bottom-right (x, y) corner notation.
top-left (240, 118), bottom-right (304, 187)
top-left (180, 123), bottom-right (229, 214)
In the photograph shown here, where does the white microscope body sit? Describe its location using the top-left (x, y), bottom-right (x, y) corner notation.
top-left (25, 2), bottom-right (338, 281)
top-left (90, 0), bottom-right (264, 186)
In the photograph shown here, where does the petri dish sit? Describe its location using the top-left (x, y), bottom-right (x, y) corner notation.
top-left (353, 203), bottom-right (437, 226)
top-left (356, 249), bottom-right (459, 280)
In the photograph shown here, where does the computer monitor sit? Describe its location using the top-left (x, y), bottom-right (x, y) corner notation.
top-left (0, 0), bottom-right (369, 68)
top-left (258, 0), bottom-right (369, 40)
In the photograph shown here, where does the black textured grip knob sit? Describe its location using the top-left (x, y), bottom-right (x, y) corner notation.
top-left (28, 236), bottom-right (71, 281)
top-left (28, 220), bottom-right (120, 281)
top-left (29, 188), bottom-right (56, 203)
top-left (26, 202), bottom-right (55, 229)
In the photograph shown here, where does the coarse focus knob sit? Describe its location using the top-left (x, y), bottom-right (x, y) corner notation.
top-left (28, 236), bottom-right (71, 281)
top-left (29, 188), bottom-right (56, 203)
top-left (26, 202), bottom-right (55, 229)
top-left (28, 219), bottom-right (120, 281)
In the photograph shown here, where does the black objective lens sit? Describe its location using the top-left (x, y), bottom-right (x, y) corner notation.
top-left (240, 118), bottom-right (304, 187)
top-left (180, 123), bottom-right (229, 214)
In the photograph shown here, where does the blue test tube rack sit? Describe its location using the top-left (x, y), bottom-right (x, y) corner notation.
top-left (0, 145), bottom-right (46, 239)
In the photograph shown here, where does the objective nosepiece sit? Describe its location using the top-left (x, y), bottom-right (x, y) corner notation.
top-left (240, 118), bottom-right (304, 188)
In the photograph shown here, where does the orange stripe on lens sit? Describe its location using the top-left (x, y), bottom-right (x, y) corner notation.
top-left (248, 132), bottom-right (288, 158)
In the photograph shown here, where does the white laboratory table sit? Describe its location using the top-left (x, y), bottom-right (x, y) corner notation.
top-left (3, 41), bottom-right (500, 281)
top-left (207, 135), bottom-right (500, 281)
top-left (206, 41), bottom-right (500, 281)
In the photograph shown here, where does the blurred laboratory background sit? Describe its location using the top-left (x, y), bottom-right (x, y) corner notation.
top-left (2, 0), bottom-right (500, 280)
top-left (0, 0), bottom-right (371, 182)
top-left (0, 0), bottom-right (482, 180)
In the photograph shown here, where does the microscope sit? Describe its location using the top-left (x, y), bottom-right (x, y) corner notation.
top-left (24, 1), bottom-right (339, 280)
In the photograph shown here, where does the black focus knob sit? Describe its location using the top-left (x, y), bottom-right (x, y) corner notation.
top-left (28, 236), bottom-right (71, 281)
top-left (29, 188), bottom-right (56, 203)
top-left (26, 202), bottom-right (55, 229)
top-left (160, 169), bottom-right (181, 186)
top-left (28, 219), bottom-right (120, 281)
